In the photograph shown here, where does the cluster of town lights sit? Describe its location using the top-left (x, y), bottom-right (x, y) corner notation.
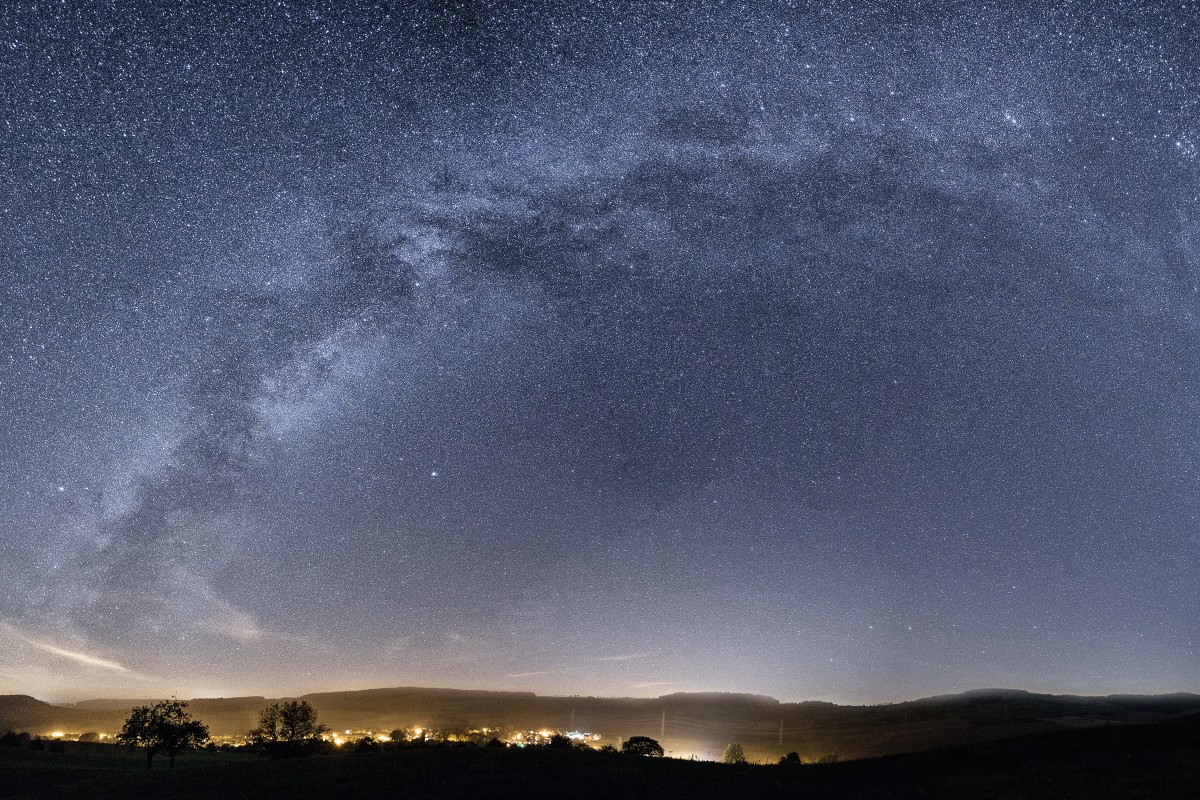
top-left (42, 725), bottom-right (600, 748)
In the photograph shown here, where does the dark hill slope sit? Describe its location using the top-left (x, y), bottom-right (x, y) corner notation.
top-left (0, 712), bottom-right (1196, 799)
top-left (3, 688), bottom-right (1197, 762)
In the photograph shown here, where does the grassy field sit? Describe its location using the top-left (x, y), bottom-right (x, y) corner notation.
top-left (2, 714), bottom-right (1198, 799)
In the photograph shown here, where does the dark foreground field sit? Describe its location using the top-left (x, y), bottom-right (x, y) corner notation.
top-left (3, 714), bottom-right (1197, 800)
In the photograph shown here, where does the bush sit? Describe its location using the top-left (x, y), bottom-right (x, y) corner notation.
top-left (262, 739), bottom-right (331, 759)
top-left (621, 736), bottom-right (664, 757)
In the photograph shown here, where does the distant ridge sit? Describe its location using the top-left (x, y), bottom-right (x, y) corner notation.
top-left (657, 692), bottom-right (779, 705)
top-left (931, 688), bottom-right (1200, 701)
top-left (0, 696), bottom-right (53, 715)
top-left (948, 688), bottom-right (1036, 698)
top-left (4, 687), bottom-right (1198, 761)
top-left (70, 699), bottom-right (171, 711)
top-left (301, 686), bottom-right (538, 701)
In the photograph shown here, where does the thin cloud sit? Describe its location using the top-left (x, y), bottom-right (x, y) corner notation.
top-left (29, 641), bottom-right (131, 672)
top-left (1, 622), bottom-right (132, 673)
top-left (598, 652), bottom-right (651, 663)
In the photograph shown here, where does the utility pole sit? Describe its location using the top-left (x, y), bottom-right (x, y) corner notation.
top-left (660, 709), bottom-right (666, 738)
top-left (779, 717), bottom-right (784, 747)
top-left (570, 708), bottom-right (575, 729)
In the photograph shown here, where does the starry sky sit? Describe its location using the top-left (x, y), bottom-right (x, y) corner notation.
top-left (1, 0), bottom-right (1197, 704)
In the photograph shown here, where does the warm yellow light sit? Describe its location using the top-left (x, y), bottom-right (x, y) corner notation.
top-left (50, 732), bottom-right (64, 739)
top-left (376, 735), bottom-right (391, 742)
top-left (413, 728), bottom-right (423, 736)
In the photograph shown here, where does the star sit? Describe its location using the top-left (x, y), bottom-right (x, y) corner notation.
top-left (0, 0), bottom-right (1193, 705)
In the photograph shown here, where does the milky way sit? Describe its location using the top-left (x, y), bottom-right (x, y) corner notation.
top-left (1, 0), bottom-right (1197, 702)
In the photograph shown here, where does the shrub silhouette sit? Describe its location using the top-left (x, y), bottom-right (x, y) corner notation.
top-left (621, 736), bottom-right (664, 757)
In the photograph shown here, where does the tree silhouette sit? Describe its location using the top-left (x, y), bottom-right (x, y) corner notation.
top-left (249, 700), bottom-right (328, 744)
top-left (721, 742), bottom-right (746, 764)
top-left (116, 698), bottom-right (209, 769)
top-left (779, 750), bottom-right (802, 766)
top-left (621, 735), bottom-right (665, 757)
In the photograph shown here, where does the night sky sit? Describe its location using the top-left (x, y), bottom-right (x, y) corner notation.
top-left (2, 0), bottom-right (1197, 704)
